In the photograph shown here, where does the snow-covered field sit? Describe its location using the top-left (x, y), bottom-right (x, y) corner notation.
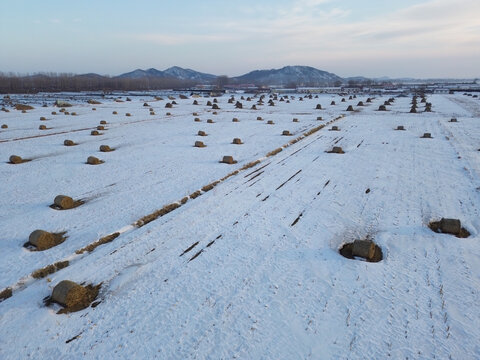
top-left (1, 93), bottom-right (479, 359)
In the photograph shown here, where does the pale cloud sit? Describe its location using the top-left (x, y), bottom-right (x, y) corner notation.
top-left (131, 33), bottom-right (235, 46)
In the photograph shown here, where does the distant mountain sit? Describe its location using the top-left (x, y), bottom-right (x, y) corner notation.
top-left (117, 66), bottom-right (216, 82)
top-left (232, 66), bottom-right (343, 86)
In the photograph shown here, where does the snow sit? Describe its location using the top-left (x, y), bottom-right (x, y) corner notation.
top-left (1, 93), bottom-right (480, 359)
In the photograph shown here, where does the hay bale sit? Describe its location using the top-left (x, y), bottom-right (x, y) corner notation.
top-left (366, 98), bottom-right (372, 103)
top-left (316, 104), bottom-right (322, 109)
top-left (293, 118), bottom-right (298, 122)
top-left (91, 130), bottom-right (100, 136)
top-left (352, 240), bottom-right (375, 260)
top-left (346, 105), bottom-right (354, 111)
top-left (194, 117), bottom-right (201, 122)
top-left (384, 101), bottom-right (390, 106)
top-left (64, 139), bottom-right (75, 146)
top-left (150, 111), bottom-right (155, 115)
top-left (54, 195), bottom-right (74, 210)
top-left (87, 99), bottom-right (101, 105)
top-left (232, 118), bottom-right (239, 122)
top-left (410, 107), bottom-right (417, 113)
top-left (267, 120), bottom-right (274, 125)
top-left (282, 130), bottom-right (291, 136)
top-left (232, 138), bottom-right (243, 144)
top-left (378, 105), bottom-right (387, 111)
top-left (125, 113), bottom-right (131, 116)
top-left (9, 155), bottom-right (23, 164)
top-left (99, 145), bottom-right (113, 152)
top-left (59, 108), bottom-right (66, 113)
top-left (87, 156), bottom-right (102, 165)
top-left (207, 119), bottom-right (214, 123)
top-left (330, 126), bottom-right (339, 131)
top-left (15, 104), bottom-right (34, 111)
top-left (421, 133), bottom-right (432, 138)
top-left (194, 141), bottom-right (206, 148)
top-left (330, 101), bottom-right (336, 105)
top-left (97, 125), bottom-right (105, 131)
top-left (40, 116), bottom-right (46, 121)
top-left (357, 101), bottom-right (364, 106)
top-left (71, 112), bottom-right (77, 116)
top-left (257, 116), bottom-right (263, 121)
top-left (341, 98), bottom-right (346, 102)
top-left (212, 103), bottom-right (219, 109)
top-left (166, 112), bottom-right (172, 116)
top-left (165, 103), bottom-right (172, 108)
top-left (64, 111), bottom-right (70, 115)
top-left (396, 125), bottom-right (405, 131)
top-left (193, 100), bottom-right (199, 105)
top-left (51, 111), bottom-right (57, 115)
top-left (92, 108), bottom-right (96, 111)
top-left (317, 116), bottom-right (323, 120)
top-left (1, 124), bottom-right (7, 129)
top-left (251, 105), bottom-right (257, 110)
top-left (143, 102), bottom-right (149, 107)
top-left (349, 96), bottom-right (353, 100)
top-left (206, 101), bottom-right (212, 106)
top-left (213, 111), bottom-right (218, 115)
top-left (450, 117), bottom-right (457, 122)
top-left (29, 230), bottom-right (61, 251)
top-left (126, 97), bottom-right (132, 101)
top-left (51, 280), bottom-right (88, 308)
top-left (39, 124), bottom-right (47, 130)
top-left (112, 111), bottom-right (118, 115)
top-left (329, 146), bottom-right (344, 154)
top-left (197, 130), bottom-right (207, 136)
top-left (100, 120), bottom-right (107, 125)
top-left (220, 155), bottom-right (237, 164)
top-left (192, 112), bottom-right (199, 116)
top-left (440, 218), bottom-right (461, 235)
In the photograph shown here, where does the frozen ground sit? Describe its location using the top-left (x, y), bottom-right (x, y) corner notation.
top-left (0, 93), bottom-right (479, 359)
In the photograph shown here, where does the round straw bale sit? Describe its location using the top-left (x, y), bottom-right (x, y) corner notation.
top-left (97, 126), bottom-right (105, 131)
top-left (143, 102), bottom-right (149, 107)
top-left (87, 156), bottom-right (102, 165)
top-left (194, 141), bottom-right (206, 148)
top-left (193, 100), bottom-right (199, 105)
top-left (194, 117), bottom-right (201, 122)
top-left (9, 155), bottom-right (23, 164)
top-left (112, 111), bottom-right (118, 115)
top-left (378, 105), bottom-right (387, 111)
top-left (64, 139), bottom-right (75, 146)
top-left (197, 130), bottom-right (207, 136)
top-left (352, 240), bottom-right (375, 260)
top-left (317, 116), bottom-right (323, 120)
top-left (366, 98), bottom-right (372, 103)
top-left (1, 124), bottom-right (7, 129)
top-left (331, 126), bottom-right (339, 131)
top-left (51, 111), bottom-right (57, 115)
top-left (54, 195), bottom-right (74, 210)
top-left (396, 125), bottom-right (405, 130)
top-left (92, 108), bottom-right (96, 111)
top-left (171, 101), bottom-right (177, 105)
top-left (40, 116), bottom-right (46, 121)
top-left (257, 116), bottom-right (263, 120)
top-left (51, 280), bottom-right (88, 308)
top-left (221, 155), bottom-right (237, 164)
top-left (99, 145), bottom-right (112, 152)
top-left (125, 113), bottom-right (131, 116)
top-left (232, 138), bottom-right (243, 144)
top-left (331, 101), bottom-right (336, 105)
top-left (60, 108), bottom-right (66, 113)
top-left (192, 112), bottom-right (199, 116)
top-left (282, 130), bottom-right (291, 136)
top-left (421, 133), bottom-right (431, 138)
top-left (341, 98), bottom-right (346, 102)
top-left (316, 104), bottom-right (322, 109)
top-left (267, 120), bottom-right (274, 124)
top-left (29, 230), bottom-right (57, 250)
top-left (357, 101), bottom-right (364, 106)
top-left (150, 111), bottom-right (155, 115)
top-left (206, 101), bottom-right (212, 106)
top-left (330, 146), bottom-right (344, 154)
top-left (39, 124), bottom-right (47, 130)
top-left (213, 98), bottom-right (218, 103)
top-left (165, 103), bottom-right (172, 108)
top-left (64, 112), bottom-right (69, 115)
top-left (100, 120), bottom-right (107, 124)
top-left (212, 104), bottom-right (219, 109)
top-left (232, 118), bottom-right (239, 122)
top-left (440, 218), bottom-right (461, 235)
top-left (293, 118), bottom-right (298, 122)
top-left (349, 96), bottom-right (353, 100)
top-left (207, 119), bottom-right (214, 123)
top-left (91, 130), bottom-right (100, 136)
top-left (346, 105), bottom-right (354, 111)
top-left (166, 112), bottom-right (171, 116)
top-left (251, 105), bottom-right (257, 110)
top-left (71, 112), bottom-right (77, 116)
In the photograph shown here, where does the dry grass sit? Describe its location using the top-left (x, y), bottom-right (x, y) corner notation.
top-left (15, 104), bottom-right (34, 111)
top-left (31, 261), bottom-right (69, 279)
top-left (76, 232), bottom-right (120, 254)
top-left (135, 204), bottom-right (181, 227)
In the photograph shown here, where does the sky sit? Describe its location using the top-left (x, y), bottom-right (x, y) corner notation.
top-left (0, 0), bottom-right (479, 78)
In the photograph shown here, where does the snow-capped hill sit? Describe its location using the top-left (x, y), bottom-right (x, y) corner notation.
top-left (117, 67), bottom-right (216, 82)
top-left (233, 65), bottom-right (343, 86)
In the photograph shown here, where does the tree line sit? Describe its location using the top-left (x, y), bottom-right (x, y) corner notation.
top-left (0, 72), bottom-right (197, 94)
